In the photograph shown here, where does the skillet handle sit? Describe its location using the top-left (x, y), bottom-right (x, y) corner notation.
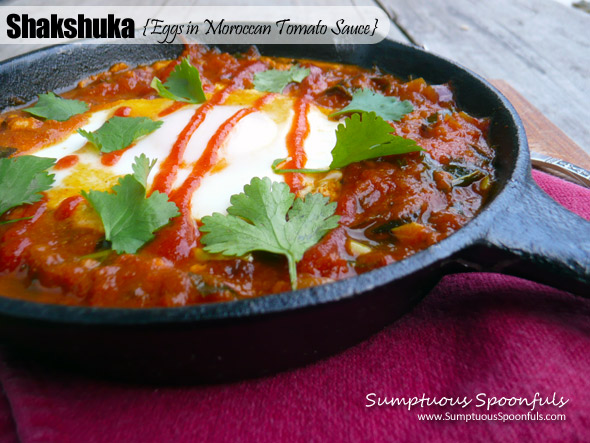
top-left (461, 179), bottom-right (590, 296)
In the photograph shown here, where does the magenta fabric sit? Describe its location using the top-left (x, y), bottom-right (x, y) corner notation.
top-left (0, 170), bottom-right (588, 442)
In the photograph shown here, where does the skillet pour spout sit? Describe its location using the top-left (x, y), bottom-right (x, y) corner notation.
top-left (0, 40), bottom-right (588, 383)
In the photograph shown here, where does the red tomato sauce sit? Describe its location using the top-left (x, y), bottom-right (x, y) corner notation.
top-left (0, 45), bottom-right (494, 307)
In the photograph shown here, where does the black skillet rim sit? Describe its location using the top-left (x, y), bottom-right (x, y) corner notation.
top-left (0, 40), bottom-right (529, 325)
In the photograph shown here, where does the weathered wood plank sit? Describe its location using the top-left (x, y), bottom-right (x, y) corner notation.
top-left (492, 79), bottom-right (590, 169)
top-left (378, 0), bottom-right (590, 155)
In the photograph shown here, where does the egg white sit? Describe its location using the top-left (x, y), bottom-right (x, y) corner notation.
top-left (32, 97), bottom-right (339, 219)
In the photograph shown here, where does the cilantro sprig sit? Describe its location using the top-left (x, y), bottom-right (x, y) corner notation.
top-left (25, 92), bottom-right (89, 122)
top-left (329, 89), bottom-right (413, 122)
top-left (78, 116), bottom-right (163, 154)
top-left (0, 155), bottom-right (56, 223)
top-left (81, 154), bottom-right (179, 254)
top-left (253, 65), bottom-right (310, 93)
top-left (199, 177), bottom-right (339, 290)
top-left (330, 112), bottom-right (422, 168)
top-left (273, 112), bottom-right (422, 174)
top-left (151, 57), bottom-right (206, 104)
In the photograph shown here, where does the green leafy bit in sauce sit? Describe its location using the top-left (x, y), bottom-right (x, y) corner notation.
top-left (81, 154), bottom-right (180, 254)
top-left (151, 57), bottom-right (206, 104)
top-left (0, 147), bottom-right (17, 159)
top-left (24, 92), bottom-right (89, 122)
top-left (452, 170), bottom-right (485, 187)
top-left (189, 273), bottom-right (237, 297)
top-left (78, 116), bottom-right (163, 154)
top-left (79, 249), bottom-right (112, 262)
top-left (329, 89), bottom-right (413, 122)
top-left (0, 155), bottom-right (56, 222)
top-left (253, 65), bottom-right (311, 93)
top-left (199, 177), bottom-right (340, 290)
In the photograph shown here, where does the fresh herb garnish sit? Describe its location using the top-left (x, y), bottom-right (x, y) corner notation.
top-left (78, 116), bottom-right (163, 154)
top-left (253, 65), bottom-right (311, 93)
top-left (273, 112), bottom-right (422, 174)
top-left (24, 92), bottom-right (89, 122)
top-left (0, 155), bottom-right (56, 221)
top-left (151, 57), bottom-right (206, 104)
top-left (329, 89), bottom-right (413, 122)
top-left (81, 154), bottom-right (180, 254)
top-left (330, 112), bottom-right (422, 168)
top-left (199, 177), bottom-right (339, 290)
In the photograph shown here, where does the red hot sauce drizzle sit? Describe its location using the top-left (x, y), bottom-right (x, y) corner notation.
top-left (158, 102), bottom-right (187, 118)
top-left (0, 46), bottom-right (495, 307)
top-left (145, 62), bottom-right (269, 263)
top-left (282, 66), bottom-right (327, 193)
top-left (284, 97), bottom-right (310, 193)
top-left (147, 93), bottom-right (275, 264)
top-left (54, 195), bottom-right (84, 221)
top-left (172, 92), bottom-right (276, 211)
top-left (54, 155), bottom-right (79, 170)
top-left (151, 61), bottom-right (267, 196)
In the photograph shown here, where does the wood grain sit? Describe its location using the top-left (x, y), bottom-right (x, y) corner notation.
top-left (378, 0), bottom-right (590, 155)
top-left (491, 79), bottom-right (590, 169)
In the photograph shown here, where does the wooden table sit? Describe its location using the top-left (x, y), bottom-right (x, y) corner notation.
top-left (1, 0), bottom-right (589, 167)
top-left (377, 0), bottom-right (590, 156)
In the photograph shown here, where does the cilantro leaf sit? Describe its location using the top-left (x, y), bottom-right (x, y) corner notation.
top-left (24, 92), bottom-right (89, 122)
top-left (253, 65), bottom-right (310, 93)
top-left (330, 89), bottom-right (413, 122)
top-left (81, 154), bottom-right (179, 254)
top-left (151, 57), bottom-right (206, 104)
top-left (132, 155), bottom-right (157, 188)
top-left (272, 112), bottom-right (423, 174)
top-left (199, 177), bottom-right (339, 290)
top-left (329, 112), bottom-right (423, 169)
top-left (78, 116), bottom-right (163, 154)
top-left (0, 155), bottom-right (56, 218)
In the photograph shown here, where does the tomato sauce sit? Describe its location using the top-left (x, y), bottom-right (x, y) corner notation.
top-left (0, 45), bottom-right (494, 307)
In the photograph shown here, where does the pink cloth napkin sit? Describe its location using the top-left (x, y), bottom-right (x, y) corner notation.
top-left (0, 169), bottom-right (588, 443)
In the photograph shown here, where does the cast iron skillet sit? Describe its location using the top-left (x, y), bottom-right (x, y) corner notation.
top-left (0, 41), bottom-right (588, 383)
